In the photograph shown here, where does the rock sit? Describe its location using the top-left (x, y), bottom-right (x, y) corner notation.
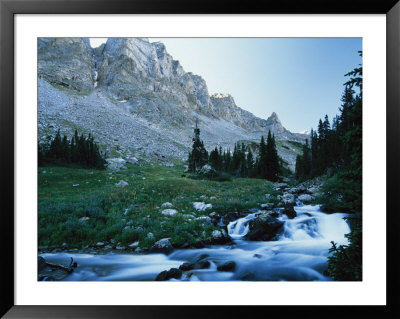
top-left (193, 240), bottom-right (206, 248)
top-left (115, 245), bottom-right (125, 250)
top-left (198, 164), bottom-right (215, 175)
top-left (281, 193), bottom-right (296, 205)
top-left (196, 216), bottom-right (212, 224)
top-left (126, 156), bottom-right (138, 164)
top-left (150, 238), bottom-right (174, 255)
top-left (282, 205), bottom-right (297, 219)
top-left (78, 216), bottom-right (89, 222)
top-left (161, 209), bottom-right (178, 216)
top-left (205, 229), bottom-right (232, 245)
top-left (128, 241), bottom-right (139, 249)
top-left (115, 180), bottom-right (129, 187)
top-left (193, 202), bottom-right (212, 211)
top-left (179, 255), bottom-right (211, 271)
top-left (38, 256), bottom-right (47, 272)
top-left (298, 194), bottom-right (313, 204)
top-left (38, 38), bottom-right (94, 94)
top-left (209, 196), bottom-right (216, 200)
top-left (245, 213), bottom-right (284, 241)
top-left (165, 162), bottom-right (174, 167)
top-left (161, 202), bottom-right (173, 208)
top-left (212, 230), bottom-right (223, 238)
top-left (61, 242), bottom-right (68, 249)
top-left (274, 182), bottom-right (288, 189)
top-left (106, 158), bottom-right (127, 170)
top-left (146, 232), bottom-right (154, 240)
top-left (217, 261), bottom-right (236, 272)
top-left (155, 268), bottom-right (182, 281)
top-left (260, 203), bottom-right (274, 210)
top-left (307, 187), bottom-right (319, 194)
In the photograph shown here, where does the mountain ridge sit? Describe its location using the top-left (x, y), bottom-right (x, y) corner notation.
top-left (38, 37), bottom-right (306, 170)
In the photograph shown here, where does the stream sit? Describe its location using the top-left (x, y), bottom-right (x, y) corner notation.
top-left (39, 204), bottom-right (350, 281)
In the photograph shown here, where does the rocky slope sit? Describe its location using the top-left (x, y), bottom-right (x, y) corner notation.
top-left (38, 37), bottom-right (306, 170)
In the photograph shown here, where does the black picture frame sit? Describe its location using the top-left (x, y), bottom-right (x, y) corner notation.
top-left (1, 0), bottom-right (399, 318)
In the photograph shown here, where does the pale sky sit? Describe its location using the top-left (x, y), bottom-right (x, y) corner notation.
top-left (89, 38), bottom-right (362, 133)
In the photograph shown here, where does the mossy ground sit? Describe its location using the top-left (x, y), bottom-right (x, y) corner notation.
top-left (38, 161), bottom-right (279, 250)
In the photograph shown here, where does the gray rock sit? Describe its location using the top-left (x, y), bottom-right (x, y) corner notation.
top-left (128, 241), bottom-right (139, 249)
top-left (150, 238), bottom-right (174, 255)
top-left (115, 180), bottom-right (129, 187)
top-left (146, 232), bottom-right (154, 240)
top-left (281, 193), bottom-right (296, 205)
top-left (260, 203), bottom-right (274, 210)
top-left (38, 38), bottom-right (94, 94)
top-left (161, 209), bottom-right (178, 216)
top-left (193, 202), bottom-right (212, 211)
top-left (298, 194), bottom-right (313, 203)
top-left (196, 216), bottom-right (212, 224)
top-left (107, 158), bottom-right (128, 170)
top-left (126, 156), bottom-right (138, 164)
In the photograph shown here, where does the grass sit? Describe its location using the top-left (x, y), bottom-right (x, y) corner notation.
top-left (38, 161), bottom-right (279, 250)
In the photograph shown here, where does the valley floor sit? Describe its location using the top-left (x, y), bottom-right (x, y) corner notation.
top-left (38, 160), bottom-right (280, 253)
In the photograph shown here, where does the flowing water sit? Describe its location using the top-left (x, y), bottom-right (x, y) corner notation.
top-left (40, 204), bottom-right (350, 281)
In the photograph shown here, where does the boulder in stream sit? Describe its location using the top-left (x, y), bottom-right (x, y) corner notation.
top-left (217, 261), bottom-right (236, 272)
top-left (150, 238), bottom-right (174, 255)
top-left (282, 205), bottom-right (297, 219)
top-left (155, 268), bottom-right (182, 281)
top-left (245, 213), bottom-right (284, 241)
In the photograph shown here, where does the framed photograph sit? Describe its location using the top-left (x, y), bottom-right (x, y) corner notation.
top-left (1, 0), bottom-right (399, 317)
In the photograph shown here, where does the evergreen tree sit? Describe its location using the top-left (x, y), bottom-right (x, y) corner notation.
top-left (188, 119), bottom-right (208, 173)
top-left (295, 139), bottom-right (311, 181)
top-left (246, 150), bottom-right (254, 177)
top-left (209, 147), bottom-right (220, 170)
top-left (257, 136), bottom-right (267, 178)
top-left (38, 129), bottom-right (106, 169)
top-left (265, 131), bottom-right (280, 181)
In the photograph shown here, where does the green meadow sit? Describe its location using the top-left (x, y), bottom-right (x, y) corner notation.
top-left (38, 161), bottom-right (280, 250)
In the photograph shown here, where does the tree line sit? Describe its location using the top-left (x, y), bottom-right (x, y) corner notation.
top-left (295, 51), bottom-right (362, 280)
top-left (188, 121), bottom-right (281, 182)
top-left (38, 129), bottom-right (107, 169)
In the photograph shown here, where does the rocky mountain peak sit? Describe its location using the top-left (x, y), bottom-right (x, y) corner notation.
top-left (265, 112), bottom-right (285, 133)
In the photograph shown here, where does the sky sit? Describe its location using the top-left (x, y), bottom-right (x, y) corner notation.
top-left (90, 38), bottom-right (362, 133)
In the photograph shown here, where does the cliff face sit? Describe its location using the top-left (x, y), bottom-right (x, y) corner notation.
top-left (38, 37), bottom-right (304, 170)
top-left (38, 38), bottom-right (95, 94)
top-left (38, 37), bottom-right (290, 133)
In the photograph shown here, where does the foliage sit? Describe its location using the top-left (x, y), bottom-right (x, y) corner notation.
top-left (327, 213), bottom-right (362, 280)
top-left (39, 129), bottom-right (106, 169)
top-left (188, 125), bottom-right (282, 182)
